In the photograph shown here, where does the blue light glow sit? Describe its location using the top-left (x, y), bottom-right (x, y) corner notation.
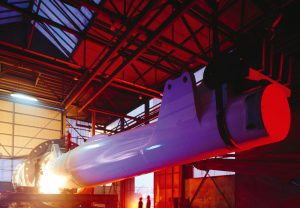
top-left (146, 144), bottom-right (162, 151)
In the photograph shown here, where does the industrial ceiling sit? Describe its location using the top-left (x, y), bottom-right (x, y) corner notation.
top-left (0, 0), bottom-right (298, 132)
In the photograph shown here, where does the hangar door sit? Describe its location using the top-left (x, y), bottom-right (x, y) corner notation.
top-left (0, 99), bottom-right (62, 181)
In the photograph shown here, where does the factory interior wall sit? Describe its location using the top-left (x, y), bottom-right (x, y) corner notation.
top-left (154, 166), bottom-right (235, 208)
top-left (154, 166), bottom-right (182, 208)
top-left (120, 177), bottom-right (135, 208)
top-left (94, 173), bottom-right (154, 208)
top-left (93, 183), bottom-right (121, 208)
top-left (0, 99), bottom-right (62, 182)
top-left (235, 105), bottom-right (300, 208)
top-left (235, 174), bottom-right (300, 208)
top-left (185, 176), bottom-right (235, 208)
top-left (94, 183), bottom-right (120, 195)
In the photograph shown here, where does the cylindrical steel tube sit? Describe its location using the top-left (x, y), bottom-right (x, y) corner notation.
top-left (52, 73), bottom-right (290, 188)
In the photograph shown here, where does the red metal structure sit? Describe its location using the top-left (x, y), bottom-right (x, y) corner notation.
top-left (0, 0), bottom-right (300, 207)
top-left (2, 0), bottom-right (295, 129)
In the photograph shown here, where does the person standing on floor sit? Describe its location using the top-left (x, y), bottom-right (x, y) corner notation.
top-left (138, 197), bottom-right (143, 208)
top-left (34, 158), bottom-right (42, 190)
top-left (146, 195), bottom-right (151, 208)
top-left (66, 130), bottom-right (72, 151)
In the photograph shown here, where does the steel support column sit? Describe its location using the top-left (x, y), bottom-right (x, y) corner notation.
top-left (144, 99), bottom-right (150, 124)
top-left (120, 118), bottom-right (125, 131)
top-left (92, 111), bottom-right (96, 136)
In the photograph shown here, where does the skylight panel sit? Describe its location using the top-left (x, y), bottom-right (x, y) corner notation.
top-left (32, 0), bottom-right (100, 58)
top-left (0, 0), bottom-right (30, 25)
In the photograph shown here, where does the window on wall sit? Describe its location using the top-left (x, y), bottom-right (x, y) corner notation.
top-left (66, 118), bottom-right (106, 145)
top-left (106, 104), bottom-right (146, 132)
top-left (194, 66), bottom-right (205, 83)
top-left (135, 172), bottom-right (154, 208)
top-left (149, 98), bottom-right (161, 124)
top-left (193, 168), bottom-right (235, 178)
top-left (66, 118), bottom-right (92, 145)
top-left (106, 118), bottom-right (120, 132)
top-left (127, 104), bottom-right (145, 118)
top-left (0, 159), bottom-right (23, 182)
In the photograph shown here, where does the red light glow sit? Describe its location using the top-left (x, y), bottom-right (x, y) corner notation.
top-left (261, 84), bottom-right (291, 142)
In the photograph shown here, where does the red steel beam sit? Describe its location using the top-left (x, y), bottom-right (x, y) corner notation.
top-left (0, 43), bottom-right (162, 99)
top-left (78, 0), bottom-right (196, 112)
top-left (0, 41), bottom-right (82, 70)
top-left (113, 78), bottom-right (162, 98)
top-left (0, 58), bottom-right (78, 81)
top-left (0, 57), bottom-right (162, 100)
top-left (110, 104), bottom-right (160, 133)
top-left (63, 1), bottom-right (161, 109)
top-left (27, 0), bottom-right (42, 49)
top-left (88, 108), bottom-right (140, 121)
top-left (194, 158), bottom-right (300, 176)
top-left (0, 83), bottom-right (63, 106)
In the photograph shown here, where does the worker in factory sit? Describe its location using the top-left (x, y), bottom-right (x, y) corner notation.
top-left (66, 130), bottom-right (72, 151)
top-left (146, 195), bottom-right (151, 208)
top-left (138, 197), bottom-right (143, 208)
top-left (34, 158), bottom-right (42, 190)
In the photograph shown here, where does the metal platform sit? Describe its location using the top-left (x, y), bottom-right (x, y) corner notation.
top-left (0, 193), bottom-right (118, 208)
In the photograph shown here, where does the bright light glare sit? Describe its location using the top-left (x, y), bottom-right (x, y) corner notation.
top-left (146, 144), bottom-right (161, 151)
top-left (11, 93), bottom-right (38, 102)
top-left (39, 155), bottom-right (67, 194)
top-left (39, 170), bottom-right (67, 194)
